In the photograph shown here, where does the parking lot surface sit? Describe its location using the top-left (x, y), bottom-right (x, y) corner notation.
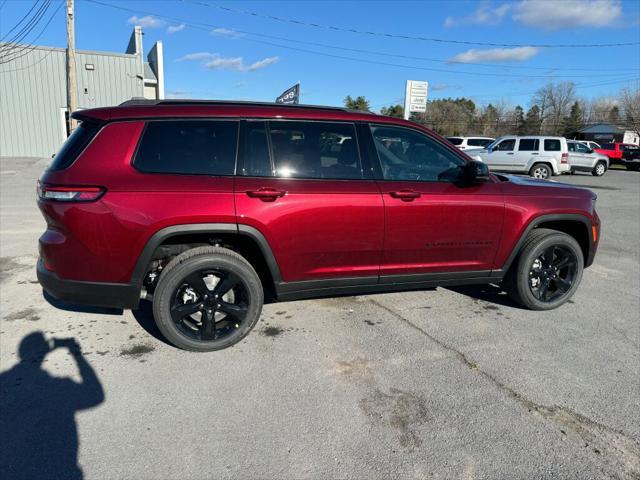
top-left (1, 157), bottom-right (639, 479)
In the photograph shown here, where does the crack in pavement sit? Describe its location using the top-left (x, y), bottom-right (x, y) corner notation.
top-left (369, 298), bottom-right (640, 479)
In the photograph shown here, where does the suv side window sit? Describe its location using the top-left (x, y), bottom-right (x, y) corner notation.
top-left (468, 138), bottom-right (492, 147)
top-left (241, 121), bottom-right (273, 177)
top-left (575, 143), bottom-right (589, 152)
top-left (544, 139), bottom-right (561, 151)
top-left (494, 139), bottom-right (515, 151)
top-left (370, 125), bottom-right (464, 182)
top-left (268, 121), bottom-right (362, 179)
top-left (518, 139), bottom-right (539, 151)
top-left (134, 120), bottom-right (239, 175)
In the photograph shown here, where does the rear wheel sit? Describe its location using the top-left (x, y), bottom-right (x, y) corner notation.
top-left (504, 228), bottom-right (583, 310)
top-left (152, 246), bottom-right (263, 351)
top-left (592, 161), bottom-right (607, 176)
top-left (529, 163), bottom-right (552, 179)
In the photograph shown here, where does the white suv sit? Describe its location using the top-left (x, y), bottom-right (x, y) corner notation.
top-left (446, 136), bottom-right (495, 150)
top-left (467, 136), bottom-right (570, 179)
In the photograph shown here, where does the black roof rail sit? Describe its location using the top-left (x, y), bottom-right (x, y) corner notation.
top-left (117, 98), bottom-right (376, 115)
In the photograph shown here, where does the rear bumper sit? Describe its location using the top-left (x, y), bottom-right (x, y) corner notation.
top-left (37, 260), bottom-right (140, 309)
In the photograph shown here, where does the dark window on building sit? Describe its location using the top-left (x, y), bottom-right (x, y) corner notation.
top-left (241, 122), bottom-right (272, 177)
top-left (446, 137), bottom-right (463, 146)
top-left (268, 121), bottom-right (362, 179)
top-left (544, 139), bottom-right (561, 152)
top-left (49, 121), bottom-right (101, 171)
top-left (495, 139), bottom-right (516, 151)
top-left (371, 125), bottom-right (464, 182)
top-left (468, 138), bottom-right (492, 147)
top-left (518, 139), bottom-right (539, 151)
top-left (134, 120), bottom-right (238, 175)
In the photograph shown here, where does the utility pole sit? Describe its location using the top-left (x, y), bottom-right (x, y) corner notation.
top-left (66, 0), bottom-right (78, 134)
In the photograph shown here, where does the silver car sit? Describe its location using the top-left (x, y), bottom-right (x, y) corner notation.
top-left (567, 140), bottom-right (609, 177)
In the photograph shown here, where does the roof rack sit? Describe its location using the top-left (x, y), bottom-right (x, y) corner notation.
top-left (117, 98), bottom-right (375, 115)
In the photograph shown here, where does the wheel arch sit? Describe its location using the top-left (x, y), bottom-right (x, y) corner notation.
top-left (131, 223), bottom-right (282, 295)
top-left (498, 214), bottom-right (593, 275)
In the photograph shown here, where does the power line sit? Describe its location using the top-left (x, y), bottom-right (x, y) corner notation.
top-left (0, 0), bottom-right (51, 50)
top-left (82, 0), bottom-right (640, 80)
top-left (187, 0), bottom-right (640, 49)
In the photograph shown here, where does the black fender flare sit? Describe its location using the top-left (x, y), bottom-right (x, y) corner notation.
top-left (130, 223), bottom-right (283, 291)
top-left (494, 213), bottom-right (594, 277)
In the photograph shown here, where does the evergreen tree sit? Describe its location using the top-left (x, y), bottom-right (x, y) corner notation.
top-left (522, 105), bottom-right (542, 135)
top-left (514, 106), bottom-right (525, 135)
top-left (344, 95), bottom-right (370, 111)
top-left (562, 101), bottom-right (584, 137)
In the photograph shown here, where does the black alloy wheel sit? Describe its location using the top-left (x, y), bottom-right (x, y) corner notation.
top-left (528, 245), bottom-right (578, 303)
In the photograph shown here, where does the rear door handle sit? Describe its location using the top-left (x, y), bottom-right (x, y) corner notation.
top-left (246, 188), bottom-right (286, 201)
top-left (389, 190), bottom-right (421, 201)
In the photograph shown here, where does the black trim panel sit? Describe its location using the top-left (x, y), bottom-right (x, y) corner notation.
top-left (37, 260), bottom-right (139, 309)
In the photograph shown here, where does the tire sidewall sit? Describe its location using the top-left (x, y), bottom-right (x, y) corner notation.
top-left (515, 233), bottom-right (584, 310)
top-left (153, 254), bottom-right (263, 351)
top-left (530, 163), bottom-right (551, 179)
top-left (593, 161), bottom-right (606, 176)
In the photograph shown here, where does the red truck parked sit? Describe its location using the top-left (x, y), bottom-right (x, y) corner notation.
top-left (595, 142), bottom-right (640, 170)
top-left (37, 100), bottom-right (601, 351)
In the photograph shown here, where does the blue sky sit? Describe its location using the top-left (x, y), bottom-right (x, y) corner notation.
top-left (2, 0), bottom-right (639, 110)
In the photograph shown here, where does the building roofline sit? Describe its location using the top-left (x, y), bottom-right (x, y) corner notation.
top-left (0, 42), bottom-right (138, 59)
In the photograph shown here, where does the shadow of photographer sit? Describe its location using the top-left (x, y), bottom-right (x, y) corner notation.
top-left (0, 332), bottom-right (104, 480)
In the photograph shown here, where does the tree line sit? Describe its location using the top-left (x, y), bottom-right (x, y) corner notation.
top-left (344, 83), bottom-right (640, 138)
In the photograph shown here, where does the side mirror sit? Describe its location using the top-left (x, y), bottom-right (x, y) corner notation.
top-left (463, 160), bottom-right (490, 183)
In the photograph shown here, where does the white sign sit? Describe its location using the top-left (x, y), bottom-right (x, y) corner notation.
top-left (404, 80), bottom-right (428, 120)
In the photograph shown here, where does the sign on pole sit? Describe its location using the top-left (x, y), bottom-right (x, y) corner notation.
top-left (403, 80), bottom-right (428, 120)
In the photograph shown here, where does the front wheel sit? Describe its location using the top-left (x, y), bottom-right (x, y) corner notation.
top-left (504, 229), bottom-right (583, 310)
top-left (152, 246), bottom-right (263, 351)
top-left (592, 161), bottom-right (607, 176)
top-left (529, 163), bottom-right (552, 179)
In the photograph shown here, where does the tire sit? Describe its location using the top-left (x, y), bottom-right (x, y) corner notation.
top-left (152, 246), bottom-right (263, 351)
top-left (569, 168), bottom-right (576, 175)
top-left (529, 163), bottom-right (552, 179)
top-left (592, 161), bottom-right (607, 177)
top-left (504, 228), bottom-right (583, 310)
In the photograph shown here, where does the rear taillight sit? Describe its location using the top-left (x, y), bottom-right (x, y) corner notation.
top-left (561, 153), bottom-right (569, 164)
top-left (37, 181), bottom-right (105, 202)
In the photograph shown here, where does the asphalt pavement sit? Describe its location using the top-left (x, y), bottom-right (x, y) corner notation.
top-left (1, 157), bottom-right (638, 479)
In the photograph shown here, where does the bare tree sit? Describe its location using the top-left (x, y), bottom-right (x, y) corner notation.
top-left (533, 82), bottom-right (576, 135)
top-left (620, 87), bottom-right (640, 135)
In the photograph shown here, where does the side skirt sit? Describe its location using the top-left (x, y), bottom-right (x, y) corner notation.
top-left (275, 271), bottom-right (500, 302)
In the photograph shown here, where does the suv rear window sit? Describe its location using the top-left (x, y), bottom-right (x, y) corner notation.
top-left (601, 143), bottom-right (614, 150)
top-left (446, 137), bottom-right (463, 146)
top-left (49, 121), bottom-right (101, 171)
top-left (134, 120), bottom-right (239, 175)
top-left (467, 138), bottom-right (492, 147)
top-left (518, 139), bottom-right (539, 151)
top-left (544, 139), bottom-right (561, 151)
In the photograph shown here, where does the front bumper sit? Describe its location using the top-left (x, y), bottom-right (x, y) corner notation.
top-left (37, 259), bottom-right (140, 309)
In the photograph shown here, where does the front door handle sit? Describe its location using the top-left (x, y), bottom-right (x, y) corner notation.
top-left (389, 190), bottom-right (421, 201)
top-left (507, 152), bottom-right (514, 155)
top-left (246, 188), bottom-right (286, 201)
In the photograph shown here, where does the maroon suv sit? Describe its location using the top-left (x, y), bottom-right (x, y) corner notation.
top-left (37, 100), bottom-right (600, 351)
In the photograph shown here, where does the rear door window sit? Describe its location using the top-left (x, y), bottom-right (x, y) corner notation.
top-left (134, 120), bottom-right (239, 175)
top-left (544, 139), bottom-right (561, 152)
top-left (268, 121), bottom-right (362, 179)
top-left (494, 139), bottom-right (515, 151)
top-left (49, 121), bottom-right (101, 171)
top-left (518, 139), bottom-right (539, 151)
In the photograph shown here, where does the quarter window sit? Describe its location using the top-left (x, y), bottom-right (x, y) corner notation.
top-left (134, 120), bottom-right (239, 175)
top-left (518, 139), bottom-right (539, 151)
top-left (370, 125), bottom-right (464, 182)
top-left (268, 121), bottom-right (362, 179)
top-left (468, 138), bottom-right (492, 147)
top-left (544, 139), bottom-right (561, 152)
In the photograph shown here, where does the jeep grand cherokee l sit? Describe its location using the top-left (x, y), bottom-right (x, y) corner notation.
top-left (37, 100), bottom-right (601, 351)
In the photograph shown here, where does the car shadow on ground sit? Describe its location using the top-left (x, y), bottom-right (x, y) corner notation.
top-left (0, 333), bottom-right (104, 480)
top-left (446, 283), bottom-right (525, 309)
top-left (131, 300), bottom-right (173, 346)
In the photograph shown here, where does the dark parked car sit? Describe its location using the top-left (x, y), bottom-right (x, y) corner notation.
top-left (37, 100), bottom-right (601, 351)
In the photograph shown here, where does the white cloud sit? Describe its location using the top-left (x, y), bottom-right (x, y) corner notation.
top-left (247, 56), bottom-right (279, 71)
top-left (211, 28), bottom-right (244, 39)
top-left (167, 23), bottom-right (185, 34)
top-left (448, 46), bottom-right (539, 63)
top-left (513, 0), bottom-right (622, 29)
top-left (127, 15), bottom-right (164, 29)
top-left (166, 89), bottom-right (191, 99)
top-left (444, 2), bottom-right (510, 27)
top-left (179, 52), bottom-right (279, 72)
